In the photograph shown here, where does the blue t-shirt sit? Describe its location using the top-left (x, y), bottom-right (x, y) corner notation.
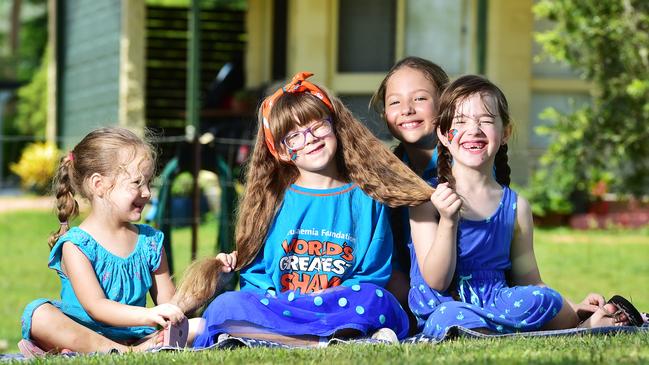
top-left (240, 183), bottom-right (393, 294)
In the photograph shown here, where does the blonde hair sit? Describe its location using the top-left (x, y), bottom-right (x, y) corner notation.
top-left (173, 84), bottom-right (435, 314)
top-left (48, 127), bottom-right (156, 248)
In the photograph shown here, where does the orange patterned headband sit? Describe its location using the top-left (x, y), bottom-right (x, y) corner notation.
top-left (260, 72), bottom-right (334, 159)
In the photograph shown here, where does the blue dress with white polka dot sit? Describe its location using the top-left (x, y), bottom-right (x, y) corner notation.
top-left (193, 183), bottom-right (409, 348)
top-left (408, 185), bottom-right (563, 339)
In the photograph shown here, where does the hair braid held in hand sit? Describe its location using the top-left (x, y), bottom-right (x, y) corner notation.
top-left (172, 78), bottom-right (434, 314)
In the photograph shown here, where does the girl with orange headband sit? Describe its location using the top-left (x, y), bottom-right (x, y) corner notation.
top-left (174, 72), bottom-right (435, 347)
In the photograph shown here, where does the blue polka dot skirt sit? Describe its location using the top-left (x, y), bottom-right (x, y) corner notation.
top-left (409, 271), bottom-right (564, 340)
top-left (193, 283), bottom-right (409, 348)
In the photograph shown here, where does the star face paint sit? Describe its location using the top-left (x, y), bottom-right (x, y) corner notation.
top-left (448, 129), bottom-right (458, 144)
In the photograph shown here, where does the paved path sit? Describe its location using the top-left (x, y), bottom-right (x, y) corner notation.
top-left (0, 196), bottom-right (54, 213)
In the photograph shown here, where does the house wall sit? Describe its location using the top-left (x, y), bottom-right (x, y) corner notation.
top-left (48, 0), bottom-right (588, 184)
top-left (57, 0), bottom-right (121, 147)
top-left (51, 0), bottom-right (145, 147)
top-left (119, 0), bottom-right (146, 134)
top-left (246, 0), bottom-right (273, 88)
top-left (245, 0), bottom-right (590, 186)
top-left (485, 0), bottom-right (534, 186)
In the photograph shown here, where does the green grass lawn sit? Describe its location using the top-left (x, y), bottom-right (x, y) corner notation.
top-left (1, 210), bottom-right (648, 363)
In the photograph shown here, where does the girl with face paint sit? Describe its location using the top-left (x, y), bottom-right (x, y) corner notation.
top-left (175, 72), bottom-right (437, 347)
top-left (407, 75), bottom-right (644, 339)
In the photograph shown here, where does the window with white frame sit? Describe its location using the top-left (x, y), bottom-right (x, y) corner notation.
top-left (334, 0), bottom-right (479, 139)
top-left (337, 0), bottom-right (396, 73)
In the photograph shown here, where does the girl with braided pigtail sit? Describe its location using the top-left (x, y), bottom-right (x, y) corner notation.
top-left (408, 75), bottom-right (644, 340)
top-left (175, 72), bottom-right (434, 348)
top-left (20, 127), bottom-right (194, 358)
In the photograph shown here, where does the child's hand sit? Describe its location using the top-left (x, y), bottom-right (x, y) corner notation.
top-left (575, 292), bottom-right (606, 320)
top-left (430, 182), bottom-right (462, 221)
top-left (146, 303), bottom-right (186, 328)
top-left (216, 251), bottom-right (237, 272)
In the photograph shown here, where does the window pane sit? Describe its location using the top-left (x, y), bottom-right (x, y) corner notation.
top-left (529, 91), bottom-right (591, 149)
top-left (338, 0), bottom-right (395, 73)
top-left (405, 0), bottom-right (474, 75)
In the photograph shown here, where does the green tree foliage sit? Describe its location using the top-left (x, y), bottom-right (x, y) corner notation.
top-left (17, 5), bottom-right (47, 81)
top-left (530, 0), bottom-right (649, 215)
top-left (15, 47), bottom-right (47, 137)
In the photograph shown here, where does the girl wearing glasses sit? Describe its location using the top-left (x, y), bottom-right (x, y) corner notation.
top-left (175, 72), bottom-right (435, 347)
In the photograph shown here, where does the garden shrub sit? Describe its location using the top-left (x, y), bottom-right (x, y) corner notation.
top-left (10, 141), bottom-right (60, 194)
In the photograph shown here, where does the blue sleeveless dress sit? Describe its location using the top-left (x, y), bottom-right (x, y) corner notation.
top-left (193, 183), bottom-right (408, 348)
top-left (21, 225), bottom-right (164, 341)
top-left (408, 186), bottom-right (563, 339)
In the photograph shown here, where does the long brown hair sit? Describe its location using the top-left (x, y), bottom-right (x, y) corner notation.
top-left (436, 75), bottom-right (512, 188)
top-left (48, 127), bottom-right (156, 248)
top-left (173, 80), bottom-right (435, 314)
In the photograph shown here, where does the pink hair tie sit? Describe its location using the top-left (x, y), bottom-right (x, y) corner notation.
top-left (68, 151), bottom-right (74, 161)
top-left (60, 221), bottom-right (69, 229)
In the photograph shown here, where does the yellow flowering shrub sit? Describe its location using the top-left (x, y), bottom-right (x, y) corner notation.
top-left (10, 142), bottom-right (60, 194)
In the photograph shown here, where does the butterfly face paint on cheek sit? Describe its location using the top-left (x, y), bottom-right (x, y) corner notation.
top-left (289, 149), bottom-right (298, 161)
top-left (448, 129), bottom-right (459, 144)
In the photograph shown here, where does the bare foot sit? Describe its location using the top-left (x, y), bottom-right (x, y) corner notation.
top-left (130, 331), bottom-right (164, 352)
top-left (579, 303), bottom-right (628, 328)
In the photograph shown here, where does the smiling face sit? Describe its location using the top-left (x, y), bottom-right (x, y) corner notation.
top-left (384, 67), bottom-right (439, 147)
top-left (280, 116), bottom-right (338, 175)
top-left (439, 92), bottom-right (511, 170)
top-left (106, 149), bottom-right (154, 223)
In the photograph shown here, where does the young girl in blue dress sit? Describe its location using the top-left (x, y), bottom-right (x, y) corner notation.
top-left (20, 127), bottom-right (193, 356)
top-left (176, 72), bottom-right (435, 347)
top-left (408, 75), bottom-right (644, 340)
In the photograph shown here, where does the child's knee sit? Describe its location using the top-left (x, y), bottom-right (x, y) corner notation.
top-left (187, 317), bottom-right (205, 346)
top-left (29, 303), bottom-right (63, 340)
top-left (31, 304), bottom-right (58, 327)
top-left (542, 298), bottom-right (579, 330)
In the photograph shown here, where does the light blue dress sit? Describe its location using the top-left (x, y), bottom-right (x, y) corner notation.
top-left (408, 184), bottom-right (564, 339)
top-left (193, 183), bottom-right (409, 348)
top-left (21, 224), bottom-right (164, 341)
